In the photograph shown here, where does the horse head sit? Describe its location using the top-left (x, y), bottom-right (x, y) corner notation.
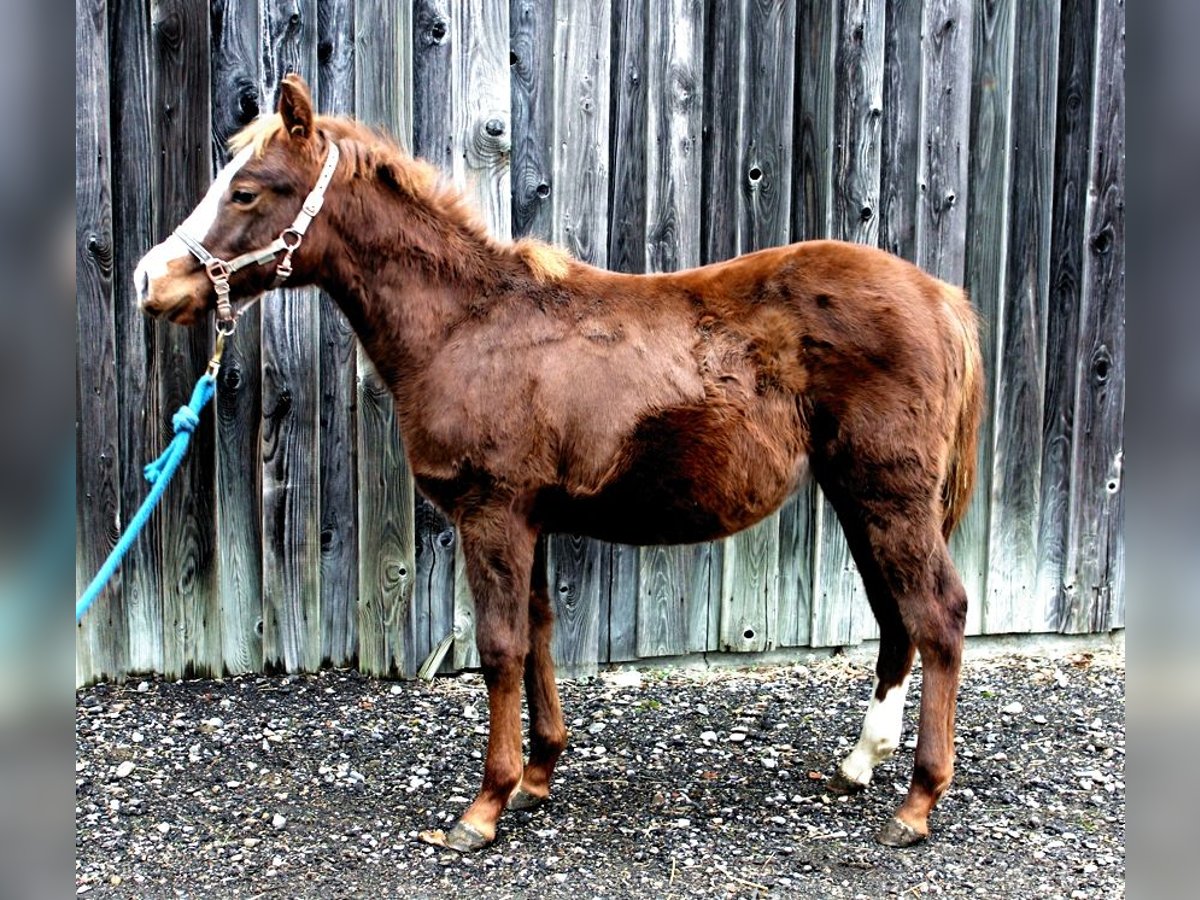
top-left (134, 74), bottom-right (333, 328)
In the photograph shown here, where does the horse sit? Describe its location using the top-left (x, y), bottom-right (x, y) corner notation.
top-left (134, 74), bottom-right (983, 851)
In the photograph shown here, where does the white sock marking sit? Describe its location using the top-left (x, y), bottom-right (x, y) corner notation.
top-left (839, 676), bottom-right (911, 787)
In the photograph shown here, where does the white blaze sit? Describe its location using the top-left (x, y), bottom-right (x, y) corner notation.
top-left (134, 146), bottom-right (255, 301)
top-left (839, 676), bottom-right (911, 787)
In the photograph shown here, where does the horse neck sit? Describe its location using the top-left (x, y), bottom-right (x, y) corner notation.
top-left (316, 175), bottom-right (515, 387)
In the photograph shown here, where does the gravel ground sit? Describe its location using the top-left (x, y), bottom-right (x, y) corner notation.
top-left (76, 641), bottom-right (1124, 899)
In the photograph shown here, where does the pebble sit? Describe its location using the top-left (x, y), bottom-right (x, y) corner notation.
top-left (75, 650), bottom-right (1123, 899)
top-left (137, 681), bottom-right (149, 693)
top-left (115, 761), bottom-right (136, 779)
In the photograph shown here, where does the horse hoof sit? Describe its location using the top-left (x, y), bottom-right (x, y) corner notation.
top-left (507, 787), bottom-right (548, 811)
top-left (826, 770), bottom-right (868, 795)
top-left (418, 821), bottom-right (492, 853)
top-left (875, 817), bottom-right (926, 848)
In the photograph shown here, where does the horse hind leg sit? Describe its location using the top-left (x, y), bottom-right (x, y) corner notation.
top-left (820, 467), bottom-right (967, 846)
top-left (508, 537), bottom-right (569, 811)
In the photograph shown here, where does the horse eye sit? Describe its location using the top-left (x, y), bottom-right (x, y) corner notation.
top-left (231, 188), bottom-right (258, 205)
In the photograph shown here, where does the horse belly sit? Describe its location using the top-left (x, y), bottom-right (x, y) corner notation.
top-left (538, 401), bottom-right (809, 545)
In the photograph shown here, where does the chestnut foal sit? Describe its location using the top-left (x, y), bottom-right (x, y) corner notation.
top-left (135, 75), bottom-right (983, 850)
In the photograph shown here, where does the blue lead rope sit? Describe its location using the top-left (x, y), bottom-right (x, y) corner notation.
top-left (76, 370), bottom-right (218, 623)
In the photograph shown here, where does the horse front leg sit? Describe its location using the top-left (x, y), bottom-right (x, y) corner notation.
top-left (420, 503), bottom-right (537, 852)
top-left (509, 538), bottom-right (568, 811)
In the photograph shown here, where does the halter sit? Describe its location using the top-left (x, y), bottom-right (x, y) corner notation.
top-left (174, 140), bottom-right (341, 335)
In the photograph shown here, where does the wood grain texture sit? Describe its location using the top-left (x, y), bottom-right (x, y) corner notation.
top-left (76, 0), bottom-right (1127, 685)
top-left (356, 0), bottom-right (416, 677)
top-left (985, 0), bottom-right (1059, 634)
top-left (1064, 0), bottom-right (1123, 633)
top-left (412, 0), bottom-right (458, 672)
top-left (357, 0), bottom-right (414, 151)
top-left (511, 0), bottom-right (554, 241)
top-left (792, 0), bottom-right (836, 649)
top-left (317, 0), bottom-right (360, 667)
top-left (442, 0), bottom-right (516, 671)
top-left (1038, 0), bottom-right (1096, 632)
top-left (259, 0), bottom-right (322, 674)
top-left (211, 0), bottom-right (265, 675)
top-left (605, 0), bottom-right (650, 661)
top-left (719, 0), bottom-right (794, 654)
top-left (960, 0), bottom-right (1013, 638)
top-left (546, 0), bottom-right (611, 675)
top-left (821, 0), bottom-right (885, 647)
top-left (109, 0), bottom-right (163, 676)
top-left (793, 0), bottom-right (835, 242)
top-left (702, 0), bottom-right (744, 264)
top-left (636, 0), bottom-right (708, 659)
top-left (415, 496), bottom-right (457, 670)
top-left (151, 0), bottom-right (220, 679)
top-left (918, 0), bottom-right (982, 630)
top-left (76, 0), bottom-right (122, 684)
top-left (607, 0), bottom-right (648, 274)
top-left (878, 0), bottom-right (922, 260)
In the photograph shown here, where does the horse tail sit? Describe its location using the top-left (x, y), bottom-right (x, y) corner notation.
top-left (939, 283), bottom-right (984, 541)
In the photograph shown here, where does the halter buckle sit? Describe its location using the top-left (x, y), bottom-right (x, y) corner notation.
top-left (205, 258), bottom-right (231, 282)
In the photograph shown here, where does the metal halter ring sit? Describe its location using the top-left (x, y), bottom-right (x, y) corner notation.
top-left (204, 258), bottom-right (232, 283)
top-left (280, 228), bottom-right (303, 251)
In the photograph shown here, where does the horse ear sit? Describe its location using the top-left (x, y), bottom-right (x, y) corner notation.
top-left (278, 73), bottom-right (314, 140)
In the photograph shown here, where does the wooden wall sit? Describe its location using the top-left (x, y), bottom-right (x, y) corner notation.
top-left (76, 0), bottom-right (1124, 684)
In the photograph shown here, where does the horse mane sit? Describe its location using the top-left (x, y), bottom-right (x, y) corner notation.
top-left (229, 114), bottom-right (570, 285)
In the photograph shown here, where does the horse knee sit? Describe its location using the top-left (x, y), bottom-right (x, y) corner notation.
top-left (476, 634), bottom-right (526, 682)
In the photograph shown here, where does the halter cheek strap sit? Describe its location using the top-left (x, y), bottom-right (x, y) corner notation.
top-left (174, 140), bottom-right (341, 335)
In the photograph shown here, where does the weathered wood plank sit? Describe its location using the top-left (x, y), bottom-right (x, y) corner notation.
top-left (415, 495), bottom-right (457, 668)
top-left (110, 0), bottom-right (163, 676)
top-left (316, 0), bottom-right (359, 667)
top-left (259, 0), bottom-right (321, 674)
top-left (702, 0), bottom-right (744, 264)
top-left (151, 0), bottom-right (220, 679)
top-left (605, 0), bottom-right (650, 661)
top-left (960, 0), bottom-right (1013, 638)
top-left (878, 0), bottom-right (922, 261)
top-left (356, 0), bottom-right (416, 677)
top-left (412, 0), bottom-right (458, 672)
top-left (719, 0), bottom-right (794, 654)
top-left (547, 0), bottom-right (611, 676)
top-left (1063, 0), bottom-right (1123, 633)
top-left (439, 0), bottom-right (515, 671)
top-left (791, 0), bottom-right (837, 650)
top-left (211, 0), bottom-right (265, 675)
top-left (1038, 0), bottom-right (1096, 631)
top-left (76, 0), bottom-right (122, 684)
top-left (511, 0), bottom-right (555, 242)
top-left (635, 0), bottom-right (706, 659)
top-left (985, 0), bottom-right (1059, 635)
top-left (823, 0), bottom-right (885, 647)
top-left (917, 0), bottom-right (980, 630)
top-left (793, 0), bottom-right (835, 242)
